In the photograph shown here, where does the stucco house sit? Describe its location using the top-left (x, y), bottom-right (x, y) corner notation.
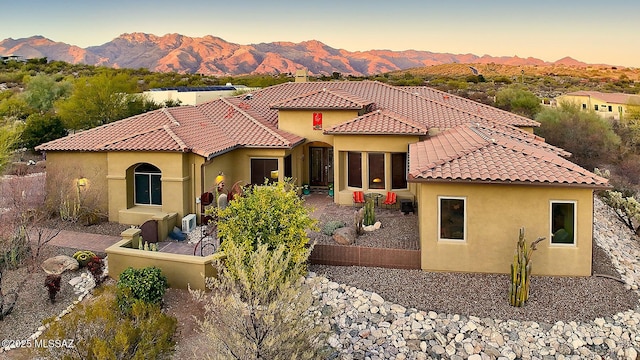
top-left (36, 80), bottom-right (608, 276)
top-left (556, 90), bottom-right (640, 120)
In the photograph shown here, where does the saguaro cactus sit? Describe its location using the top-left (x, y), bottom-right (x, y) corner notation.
top-left (509, 228), bottom-right (545, 307)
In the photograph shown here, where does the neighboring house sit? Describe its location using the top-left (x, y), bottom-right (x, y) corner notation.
top-left (556, 90), bottom-right (640, 120)
top-left (36, 80), bottom-right (607, 276)
top-left (142, 84), bottom-right (256, 106)
top-left (0, 54), bottom-right (25, 62)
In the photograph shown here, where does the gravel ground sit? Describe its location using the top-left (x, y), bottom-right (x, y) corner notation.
top-left (308, 196), bottom-right (639, 325)
top-left (310, 242), bottom-right (638, 325)
top-left (307, 200), bottom-right (420, 250)
top-left (0, 245), bottom-right (89, 342)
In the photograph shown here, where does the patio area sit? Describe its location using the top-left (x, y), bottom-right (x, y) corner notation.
top-left (146, 191), bottom-right (421, 270)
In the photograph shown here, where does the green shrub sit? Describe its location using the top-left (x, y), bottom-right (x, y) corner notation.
top-left (116, 266), bottom-right (168, 313)
top-left (192, 241), bottom-right (329, 359)
top-left (322, 220), bottom-right (346, 236)
top-left (216, 179), bottom-right (317, 279)
top-left (37, 285), bottom-right (176, 360)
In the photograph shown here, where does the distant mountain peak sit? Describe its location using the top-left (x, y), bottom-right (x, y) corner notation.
top-left (0, 32), bottom-right (609, 76)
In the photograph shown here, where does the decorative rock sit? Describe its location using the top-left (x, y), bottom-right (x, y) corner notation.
top-left (41, 255), bottom-right (79, 275)
top-left (333, 227), bottom-right (356, 245)
top-left (371, 292), bottom-right (384, 305)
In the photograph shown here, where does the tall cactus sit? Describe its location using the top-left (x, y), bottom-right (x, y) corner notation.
top-left (509, 228), bottom-right (545, 307)
top-left (363, 199), bottom-right (375, 226)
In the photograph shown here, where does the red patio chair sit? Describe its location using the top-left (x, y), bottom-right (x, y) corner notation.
top-left (353, 191), bottom-right (365, 207)
top-left (383, 191), bottom-right (397, 208)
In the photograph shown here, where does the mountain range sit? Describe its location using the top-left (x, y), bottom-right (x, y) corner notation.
top-left (0, 33), bottom-right (598, 76)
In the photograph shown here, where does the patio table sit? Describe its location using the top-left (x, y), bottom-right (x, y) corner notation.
top-left (365, 192), bottom-right (384, 207)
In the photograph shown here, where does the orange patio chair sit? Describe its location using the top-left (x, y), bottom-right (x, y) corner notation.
top-left (353, 191), bottom-right (365, 207)
top-left (383, 191), bottom-right (397, 208)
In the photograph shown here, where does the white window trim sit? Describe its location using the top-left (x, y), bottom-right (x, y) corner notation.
top-left (549, 200), bottom-right (577, 246)
top-left (438, 196), bottom-right (467, 242)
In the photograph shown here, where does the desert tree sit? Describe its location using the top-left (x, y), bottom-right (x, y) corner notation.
top-left (191, 241), bottom-right (330, 359)
top-left (535, 103), bottom-right (621, 171)
top-left (56, 72), bottom-right (141, 130)
top-left (495, 84), bottom-right (542, 119)
top-left (21, 73), bottom-right (71, 114)
top-left (192, 179), bottom-right (329, 358)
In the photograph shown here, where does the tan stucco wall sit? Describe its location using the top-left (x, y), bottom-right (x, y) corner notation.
top-left (44, 151), bottom-right (109, 215)
top-left (418, 182), bottom-right (594, 276)
top-left (106, 233), bottom-right (220, 290)
top-left (277, 109), bottom-right (360, 145)
top-left (556, 94), bottom-right (625, 120)
top-left (107, 152), bottom-right (193, 224)
top-left (332, 135), bottom-right (419, 205)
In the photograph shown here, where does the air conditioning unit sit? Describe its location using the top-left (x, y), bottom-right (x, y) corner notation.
top-left (182, 214), bottom-right (197, 233)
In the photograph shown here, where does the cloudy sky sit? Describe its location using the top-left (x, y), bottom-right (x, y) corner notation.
top-left (3, 0), bottom-right (639, 67)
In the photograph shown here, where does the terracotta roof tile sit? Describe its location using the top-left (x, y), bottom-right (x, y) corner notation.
top-left (324, 109), bottom-right (428, 135)
top-left (270, 88), bottom-right (373, 110)
top-left (408, 125), bottom-right (609, 188)
top-left (404, 85), bottom-right (540, 127)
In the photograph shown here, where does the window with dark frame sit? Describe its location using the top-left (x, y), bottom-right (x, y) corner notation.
top-left (439, 197), bottom-right (465, 240)
top-left (347, 152), bottom-right (362, 188)
top-left (250, 158), bottom-right (278, 185)
top-left (368, 153), bottom-right (385, 189)
top-left (391, 153), bottom-right (407, 189)
top-left (134, 163), bottom-right (162, 206)
top-left (551, 202), bottom-right (575, 245)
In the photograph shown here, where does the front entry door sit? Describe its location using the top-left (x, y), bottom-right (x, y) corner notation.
top-left (309, 147), bottom-right (333, 186)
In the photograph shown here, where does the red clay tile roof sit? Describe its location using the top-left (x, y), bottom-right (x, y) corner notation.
top-left (324, 109), bottom-right (428, 135)
top-left (403, 85), bottom-right (540, 127)
top-left (408, 125), bottom-right (608, 188)
top-left (36, 81), bottom-right (556, 167)
top-left (36, 100), bottom-right (303, 159)
top-left (563, 91), bottom-right (640, 105)
top-left (270, 88), bottom-right (373, 110)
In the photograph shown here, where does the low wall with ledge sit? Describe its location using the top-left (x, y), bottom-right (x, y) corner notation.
top-left (106, 228), bottom-right (221, 290)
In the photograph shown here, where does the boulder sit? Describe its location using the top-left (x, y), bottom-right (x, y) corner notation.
top-left (333, 226), bottom-right (356, 245)
top-left (42, 255), bottom-right (79, 275)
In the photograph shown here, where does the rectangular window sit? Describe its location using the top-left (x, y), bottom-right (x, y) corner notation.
top-left (608, 106), bottom-right (612, 112)
top-left (250, 158), bottom-right (278, 185)
top-left (391, 153), bottom-right (407, 189)
top-left (368, 153), bottom-right (385, 189)
top-left (582, 103), bottom-right (587, 110)
top-left (439, 197), bottom-right (466, 241)
top-left (594, 104), bottom-right (599, 111)
top-left (347, 152), bottom-right (362, 188)
top-left (551, 201), bottom-right (576, 245)
top-left (619, 106), bottom-right (623, 113)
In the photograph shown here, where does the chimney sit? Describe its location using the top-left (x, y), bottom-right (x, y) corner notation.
top-left (295, 69), bottom-right (309, 83)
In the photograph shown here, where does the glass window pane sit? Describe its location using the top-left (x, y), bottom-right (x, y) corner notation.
top-left (348, 152), bottom-right (362, 188)
top-left (391, 153), bottom-right (407, 189)
top-left (552, 202), bottom-right (575, 244)
top-left (135, 174), bottom-right (150, 205)
top-left (151, 174), bottom-right (162, 205)
top-left (368, 153), bottom-right (385, 189)
top-left (440, 198), bottom-right (465, 240)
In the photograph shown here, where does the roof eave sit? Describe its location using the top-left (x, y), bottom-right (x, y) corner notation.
top-left (407, 176), bottom-right (611, 189)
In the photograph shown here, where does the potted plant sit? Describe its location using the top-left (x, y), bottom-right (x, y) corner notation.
top-left (302, 183), bottom-right (310, 195)
top-left (328, 183), bottom-right (334, 197)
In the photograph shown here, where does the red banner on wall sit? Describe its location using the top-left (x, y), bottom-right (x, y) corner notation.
top-left (313, 112), bottom-right (322, 130)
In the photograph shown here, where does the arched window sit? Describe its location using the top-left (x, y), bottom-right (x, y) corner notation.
top-left (134, 163), bottom-right (161, 205)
